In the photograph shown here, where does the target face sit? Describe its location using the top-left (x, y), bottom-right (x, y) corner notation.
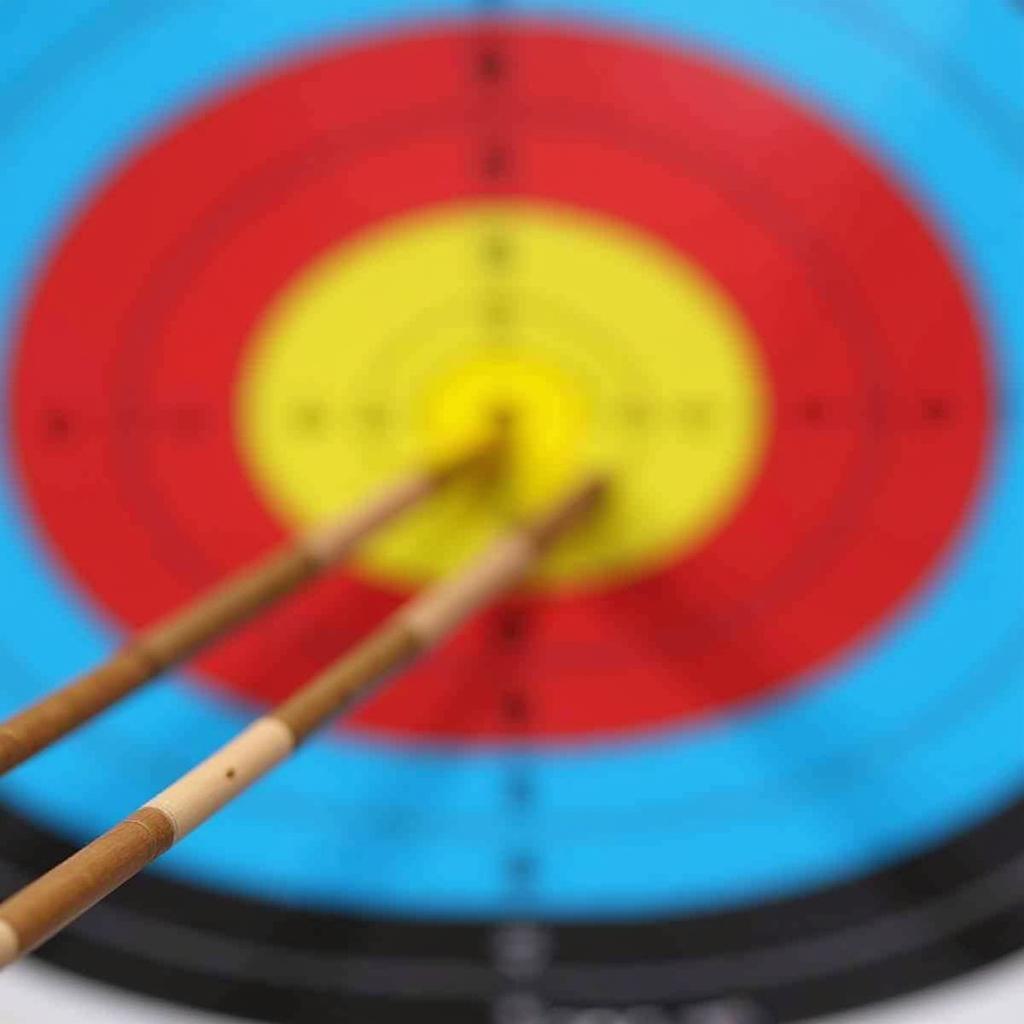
top-left (0, 2), bottom-right (1022, 1023)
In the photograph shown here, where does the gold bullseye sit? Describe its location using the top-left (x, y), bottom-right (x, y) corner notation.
top-left (421, 348), bottom-right (589, 516)
top-left (237, 200), bottom-right (770, 590)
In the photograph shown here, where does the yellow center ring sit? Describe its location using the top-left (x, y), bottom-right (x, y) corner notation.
top-left (237, 200), bottom-right (770, 590)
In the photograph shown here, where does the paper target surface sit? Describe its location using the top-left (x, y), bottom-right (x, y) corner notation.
top-left (0, 2), bottom-right (1021, 1022)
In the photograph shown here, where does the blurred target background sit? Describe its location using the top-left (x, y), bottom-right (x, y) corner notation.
top-left (0, 2), bottom-right (1022, 1022)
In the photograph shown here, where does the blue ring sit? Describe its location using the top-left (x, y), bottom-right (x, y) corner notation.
top-left (0, 0), bottom-right (1021, 917)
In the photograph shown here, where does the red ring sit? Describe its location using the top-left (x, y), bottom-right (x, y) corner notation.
top-left (11, 24), bottom-right (991, 740)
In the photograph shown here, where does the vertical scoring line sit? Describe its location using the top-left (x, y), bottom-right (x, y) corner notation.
top-left (473, 1), bottom-right (518, 350)
top-left (469, 9), bottom-right (557, 1013)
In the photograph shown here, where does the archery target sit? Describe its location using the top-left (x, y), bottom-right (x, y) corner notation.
top-left (0, 2), bottom-right (1021, 1023)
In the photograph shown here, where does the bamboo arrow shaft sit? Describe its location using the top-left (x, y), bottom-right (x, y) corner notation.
top-left (0, 475), bottom-right (604, 969)
top-left (0, 443), bottom-right (498, 777)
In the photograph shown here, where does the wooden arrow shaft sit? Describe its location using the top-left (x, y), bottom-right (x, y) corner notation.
top-left (0, 442), bottom-right (498, 777)
top-left (0, 476), bottom-right (604, 968)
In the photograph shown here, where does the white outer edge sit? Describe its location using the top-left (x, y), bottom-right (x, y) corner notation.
top-left (4, 942), bottom-right (1024, 1019)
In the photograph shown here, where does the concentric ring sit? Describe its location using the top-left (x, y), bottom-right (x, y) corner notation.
top-left (11, 24), bottom-right (990, 741)
top-left (0, 3), bottom-right (1020, 1022)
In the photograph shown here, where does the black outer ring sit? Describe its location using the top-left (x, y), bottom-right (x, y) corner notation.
top-left (2, 795), bottom-right (1023, 1022)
